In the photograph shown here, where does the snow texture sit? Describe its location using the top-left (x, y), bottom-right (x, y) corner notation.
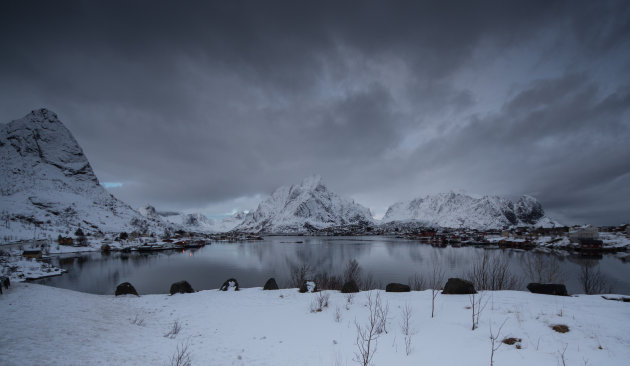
top-left (1, 283), bottom-right (628, 366)
top-left (235, 175), bottom-right (373, 233)
top-left (383, 191), bottom-right (559, 229)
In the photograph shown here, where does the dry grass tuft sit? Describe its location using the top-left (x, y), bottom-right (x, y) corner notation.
top-left (502, 337), bottom-right (522, 345)
top-left (551, 324), bottom-right (570, 333)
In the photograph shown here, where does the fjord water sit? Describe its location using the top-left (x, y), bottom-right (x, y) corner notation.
top-left (36, 236), bottom-right (630, 295)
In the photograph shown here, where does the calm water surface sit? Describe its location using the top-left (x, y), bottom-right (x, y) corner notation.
top-left (36, 236), bottom-right (630, 295)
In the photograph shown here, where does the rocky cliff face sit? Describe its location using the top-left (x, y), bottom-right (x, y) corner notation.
top-left (234, 176), bottom-right (373, 233)
top-left (0, 109), bottom-right (169, 240)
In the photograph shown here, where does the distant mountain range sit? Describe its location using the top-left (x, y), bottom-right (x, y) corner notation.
top-left (383, 192), bottom-right (558, 230)
top-left (139, 204), bottom-right (246, 233)
top-left (1, 109), bottom-right (559, 240)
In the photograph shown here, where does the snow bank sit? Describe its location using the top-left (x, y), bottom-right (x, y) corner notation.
top-left (1, 283), bottom-right (629, 365)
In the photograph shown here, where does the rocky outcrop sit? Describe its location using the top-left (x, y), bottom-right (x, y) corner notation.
top-left (170, 280), bottom-right (194, 295)
top-left (442, 278), bottom-right (476, 294)
top-left (385, 283), bottom-right (410, 292)
top-left (220, 278), bottom-right (239, 291)
top-left (263, 278), bottom-right (279, 290)
top-left (115, 282), bottom-right (139, 296)
top-left (526, 283), bottom-right (568, 296)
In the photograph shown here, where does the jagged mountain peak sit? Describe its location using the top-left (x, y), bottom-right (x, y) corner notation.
top-left (235, 176), bottom-right (373, 233)
top-left (2, 108), bottom-right (97, 189)
top-left (1, 110), bottom-right (171, 239)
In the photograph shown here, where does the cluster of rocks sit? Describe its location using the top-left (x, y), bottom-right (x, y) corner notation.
top-left (113, 277), bottom-right (570, 297)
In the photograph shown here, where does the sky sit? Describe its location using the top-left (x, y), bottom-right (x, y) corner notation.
top-left (1, 0), bottom-right (629, 225)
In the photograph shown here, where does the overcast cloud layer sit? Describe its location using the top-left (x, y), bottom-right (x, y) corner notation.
top-left (1, 0), bottom-right (629, 225)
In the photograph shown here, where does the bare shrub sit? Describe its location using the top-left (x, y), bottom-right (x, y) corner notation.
top-left (316, 272), bottom-right (343, 291)
top-left (558, 344), bottom-right (568, 366)
top-left (400, 304), bottom-right (413, 356)
top-left (361, 273), bottom-right (381, 291)
top-left (489, 319), bottom-right (508, 366)
top-left (469, 292), bottom-right (488, 331)
top-left (354, 292), bottom-right (382, 366)
top-left (334, 306), bottom-right (342, 322)
top-left (429, 262), bottom-right (445, 318)
top-left (579, 263), bottom-right (610, 294)
top-left (164, 320), bottom-right (182, 339)
top-left (169, 342), bottom-right (192, 366)
top-left (344, 259), bottom-right (363, 287)
top-left (290, 262), bottom-right (312, 288)
top-left (408, 273), bottom-right (426, 291)
top-left (521, 254), bottom-right (564, 283)
top-left (130, 313), bottom-right (145, 326)
top-left (345, 293), bottom-right (355, 310)
top-left (467, 251), bottom-right (520, 291)
top-left (374, 294), bottom-right (389, 335)
top-left (310, 291), bottom-right (330, 313)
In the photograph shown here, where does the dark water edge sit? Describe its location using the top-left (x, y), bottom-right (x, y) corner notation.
top-left (35, 236), bottom-right (630, 295)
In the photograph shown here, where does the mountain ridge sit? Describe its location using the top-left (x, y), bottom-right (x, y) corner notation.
top-left (383, 191), bottom-right (557, 230)
top-left (0, 109), bottom-right (171, 240)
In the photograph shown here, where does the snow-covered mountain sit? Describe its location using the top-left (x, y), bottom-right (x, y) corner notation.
top-left (234, 176), bottom-right (373, 233)
top-left (0, 109), bottom-right (171, 240)
top-left (383, 192), bottom-right (557, 229)
top-left (139, 204), bottom-right (246, 233)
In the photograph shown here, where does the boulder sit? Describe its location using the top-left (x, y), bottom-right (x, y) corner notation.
top-left (220, 278), bottom-right (240, 291)
top-left (442, 278), bottom-right (476, 294)
top-left (1, 276), bottom-right (9, 289)
top-left (263, 278), bottom-right (279, 290)
top-left (115, 282), bottom-right (139, 296)
top-left (341, 280), bottom-right (360, 293)
top-left (100, 244), bottom-right (111, 253)
top-left (299, 280), bottom-right (318, 293)
top-left (385, 283), bottom-right (410, 292)
top-left (527, 283), bottom-right (568, 296)
top-left (170, 280), bottom-right (194, 295)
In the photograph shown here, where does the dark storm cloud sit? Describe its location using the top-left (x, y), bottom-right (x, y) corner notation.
top-left (1, 0), bottom-right (629, 224)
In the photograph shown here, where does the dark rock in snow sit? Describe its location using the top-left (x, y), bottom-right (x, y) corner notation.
top-left (526, 283), bottom-right (568, 296)
top-left (299, 280), bottom-right (318, 293)
top-left (220, 278), bottom-right (239, 291)
top-left (263, 278), bottom-right (279, 290)
top-left (341, 280), bottom-right (360, 293)
top-left (170, 280), bottom-right (194, 295)
top-left (442, 278), bottom-right (476, 294)
top-left (1, 276), bottom-right (10, 289)
top-left (385, 283), bottom-right (410, 292)
top-left (115, 282), bottom-right (139, 296)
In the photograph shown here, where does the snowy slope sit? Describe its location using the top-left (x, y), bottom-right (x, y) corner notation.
top-left (235, 175), bottom-right (373, 233)
top-left (139, 204), bottom-right (246, 233)
top-left (383, 192), bottom-right (557, 229)
top-left (0, 109), bottom-right (171, 240)
top-left (2, 283), bottom-right (629, 366)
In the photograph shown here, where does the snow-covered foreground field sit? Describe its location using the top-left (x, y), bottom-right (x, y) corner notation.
top-left (1, 284), bottom-right (629, 366)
